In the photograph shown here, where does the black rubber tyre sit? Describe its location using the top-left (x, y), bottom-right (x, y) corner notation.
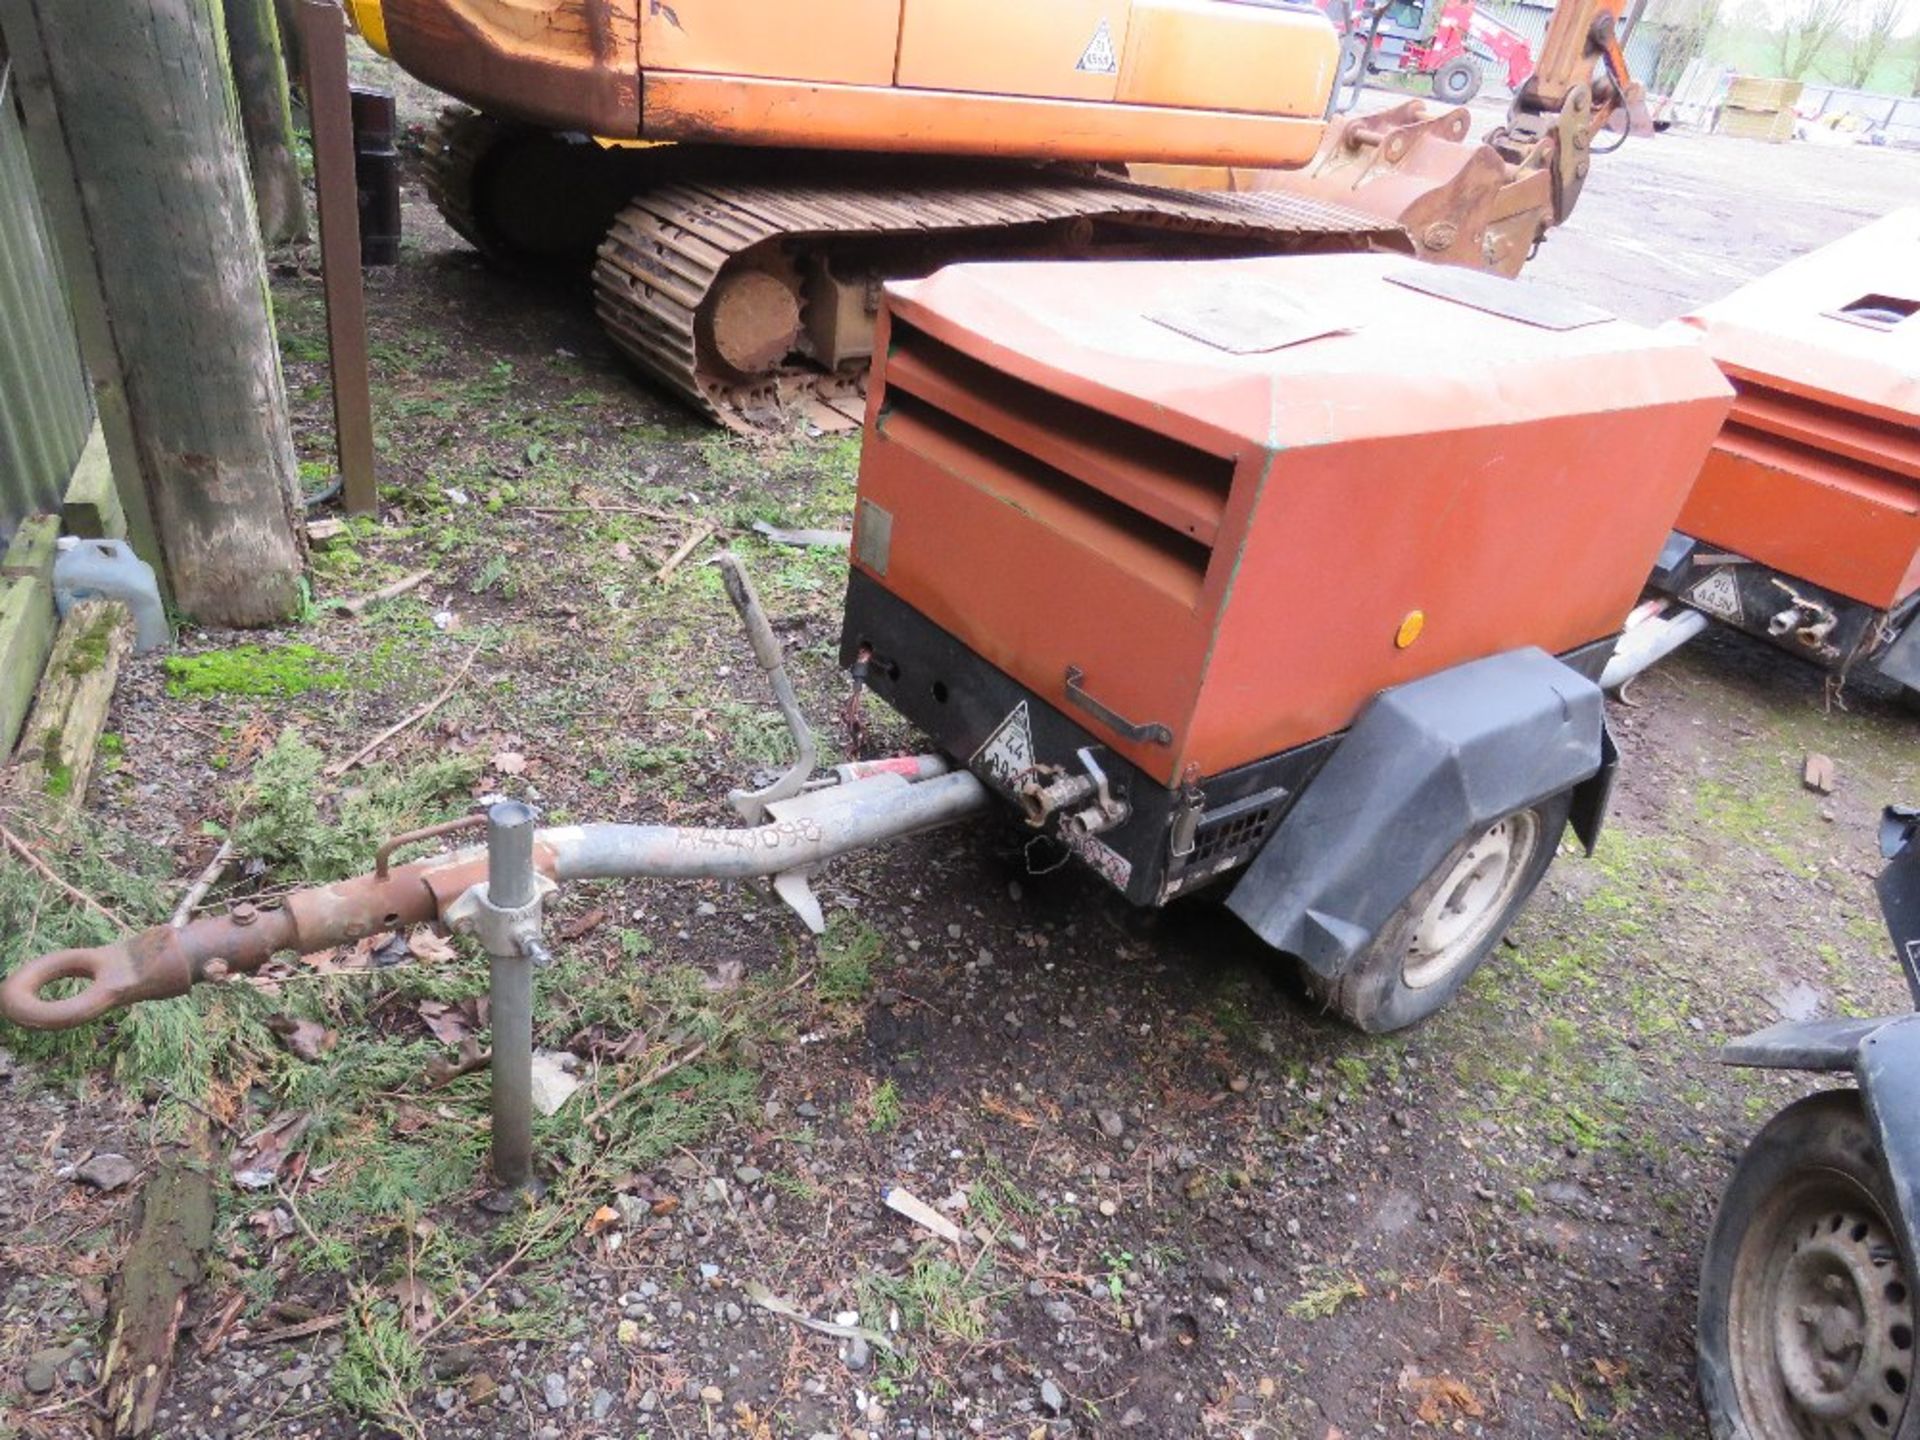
top-left (1432, 57), bottom-right (1482, 105)
top-left (1307, 791), bottom-right (1570, 1033)
top-left (1339, 35), bottom-right (1370, 87)
top-left (1698, 1089), bottom-right (1916, 1440)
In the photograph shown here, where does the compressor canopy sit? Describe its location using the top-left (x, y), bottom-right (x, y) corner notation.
top-left (847, 251), bottom-right (1733, 787)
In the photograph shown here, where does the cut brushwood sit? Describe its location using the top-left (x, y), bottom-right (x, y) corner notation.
top-left (325, 567), bottom-right (429, 617)
top-left (8, 599), bottom-right (134, 817)
top-left (102, 1119), bottom-right (215, 1436)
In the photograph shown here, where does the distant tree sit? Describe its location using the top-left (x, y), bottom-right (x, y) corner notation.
top-left (1844, 0), bottom-right (1909, 87)
top-left (1647, 0), bottom-right (1729, 91)
top-left (1911, 31), bottom-right (1920, 93)
top-left (1772, 0), bottom-right (1850, 77)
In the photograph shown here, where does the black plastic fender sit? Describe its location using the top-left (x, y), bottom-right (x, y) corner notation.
top-left (1857, 1016), bottom-right (1920, 1363)
top-left (1881, 805), bottom-right (1920, 1005)
top-left (1225, 647), bottom-right (1608, 978)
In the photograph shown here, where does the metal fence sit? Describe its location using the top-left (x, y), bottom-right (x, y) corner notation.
top-left (1798, 84), bottom-right (1920, 149)
top-left (1474, 0), bottom-right (1667, 96)
top-left (0, 57), bottom-right (92, 547)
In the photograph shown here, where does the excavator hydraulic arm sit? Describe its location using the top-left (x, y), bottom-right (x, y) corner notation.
top-left (1262, 0), bottom-right (1650, 275)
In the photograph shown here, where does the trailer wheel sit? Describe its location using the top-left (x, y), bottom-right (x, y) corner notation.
top-left (1698, 1090), bottom-right (1915, 1440)
top-left (1310, 792), bottom-right (1568, 1033)
top-left (1432, 58), bottom-right (1482, 105)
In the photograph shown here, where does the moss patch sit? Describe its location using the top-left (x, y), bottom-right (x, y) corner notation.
top-left (164, 643), bottom-right (351, 698)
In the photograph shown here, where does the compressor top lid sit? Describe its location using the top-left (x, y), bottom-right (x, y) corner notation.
top-left (883, 251), bottom-right (1732, 452)
top-left (1677, 205), bottom-right (1920, 427)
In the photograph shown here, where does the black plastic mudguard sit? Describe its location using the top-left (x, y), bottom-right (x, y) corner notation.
top-left (1882, 806), bottom-right (1920, 1003)
top-left (1225, 646), bottom-right (1607, 978)
top-left (1856, 1016), bottom-right (1920, 1324)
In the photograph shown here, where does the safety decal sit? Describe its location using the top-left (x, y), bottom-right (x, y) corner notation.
top-left (1069, 831), bottom-right (1134, 891)
top-left (1687, 567), bottom-right (1744, 625)
top-left (1076, 17), bottom-right (1119, 74)
top-left (973, 702), bottom-right (1036, 792)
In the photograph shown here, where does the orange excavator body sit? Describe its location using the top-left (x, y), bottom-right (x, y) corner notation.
top-left (372, 0), bottom-right (1341, 166)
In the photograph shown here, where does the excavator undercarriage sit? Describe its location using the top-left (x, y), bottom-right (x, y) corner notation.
top-left (426, 113), bottom-right (1411, 429)
top-left (397, 0), bottom-right (1645, 429)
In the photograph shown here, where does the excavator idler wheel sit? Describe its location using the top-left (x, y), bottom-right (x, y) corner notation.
top-left (706, 270), bottom-right (804, 380)
top-left (426, 107), bottom-right (643, 270)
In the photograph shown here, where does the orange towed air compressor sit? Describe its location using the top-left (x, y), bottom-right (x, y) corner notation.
top-left (838, 253), bottom-right (1730, 1029)
top-left (0, 261), bottom-right (1731, 1044)
top-left (1621, 207), bottom-right (1920, 703)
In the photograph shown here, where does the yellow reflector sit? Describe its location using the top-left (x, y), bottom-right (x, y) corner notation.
top-left (1395, 610), bottom-right (1426, 649)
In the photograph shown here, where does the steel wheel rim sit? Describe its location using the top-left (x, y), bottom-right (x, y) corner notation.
top-left (1401, 810), bottom-right (1539, 990)
top-left (1729, 1171), bottom-right (1915, 1438)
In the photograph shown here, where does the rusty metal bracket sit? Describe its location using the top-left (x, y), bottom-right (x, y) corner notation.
top-left (377, 814), bottom-right (487, 879)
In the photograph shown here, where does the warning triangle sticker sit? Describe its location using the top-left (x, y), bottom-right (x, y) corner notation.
top-left (972, 702), bottom-right (1035, 791)
top-left (1687, 567), bottom-right (1744, 624)
top-left (1077, 17), bottom-right (1119, 74)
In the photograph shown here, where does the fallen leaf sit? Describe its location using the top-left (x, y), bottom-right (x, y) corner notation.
top-left (392, 1104), bottom-right (434, 1135)
top-left (348, 931), bottom-right (404, 967)
top-left (584, 1205), bottom-right (621, 1237)
top-left (491, 750), bottom-right (528, 775)
top-left (230, 1113), bottom-right (310, 1190)
top-left (267, 1014), bottom-right (337, 1064)
top-left (1400, 1370), bottom-right (1485, 1425)
top-left (611, 541), bottom-right (633, 563)
top-left (298, 948), bottom-right (341, 972)
top-left (417, 1000), bottom-right (471, 1046)
top-left (393, 1275), bottom-right (436, 1335)
top-left (559, 907), bottom-right (607, 941)
top-left (425, 1037), bottom-right (490, 1089)
top-left (703, 959), bottom-right (745, 993)
top-left (246, 1206), bottom-right (295, 1242)
top-left (408, 926), bottom-right (457, 963)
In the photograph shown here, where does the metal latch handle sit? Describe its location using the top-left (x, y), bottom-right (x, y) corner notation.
top-left (1063, 666), bottom-right (1172, 747)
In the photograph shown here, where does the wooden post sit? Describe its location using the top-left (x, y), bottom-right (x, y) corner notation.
top-left (225, 0), bottom-right (310, 244)
top-left (0, 0), bottom-right (308, 627)
top-left (297, 0), bottom-right (379, 516)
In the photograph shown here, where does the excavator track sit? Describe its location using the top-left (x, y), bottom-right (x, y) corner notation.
top-left (592, 177), bottom-right (1409, 430)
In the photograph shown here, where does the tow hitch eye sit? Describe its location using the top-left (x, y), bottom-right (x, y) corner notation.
top-left (1017, 747), bottom-right (1130, 837)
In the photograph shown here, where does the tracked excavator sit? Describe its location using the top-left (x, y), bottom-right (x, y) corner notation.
top-left (346, 0), bottom-right (1646, 427)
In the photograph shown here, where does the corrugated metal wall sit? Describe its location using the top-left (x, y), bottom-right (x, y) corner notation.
top-left (0, 57), bottom-right (93, 546)
top-left (1474, 1), bottom-right (1667, 95)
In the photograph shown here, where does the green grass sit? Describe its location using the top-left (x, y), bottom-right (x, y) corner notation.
top-left (860, 1250), bottom-right (999, 1346)
top-left (230, 730), bottom-right (482, 882)
top-left (869, 1078), bottom-right (902, 1133)
top-left (1287, 1272), bottom-right (1367, 1321)
top-left (817, 916), bottom-right (881, 1005)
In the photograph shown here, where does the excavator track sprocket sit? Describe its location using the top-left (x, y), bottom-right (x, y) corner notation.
top-left (593, 176), bottom-right (1408, 431)
top-left (426, 107), bottom-right (658, 268)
